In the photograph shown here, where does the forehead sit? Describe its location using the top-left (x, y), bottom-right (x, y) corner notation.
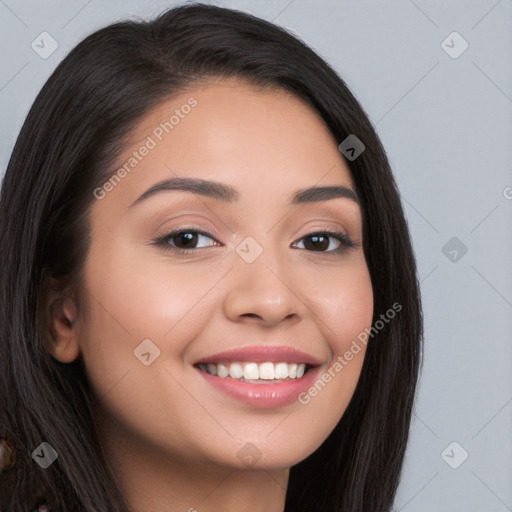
top-left (99, 77), bottom-right (356, 212)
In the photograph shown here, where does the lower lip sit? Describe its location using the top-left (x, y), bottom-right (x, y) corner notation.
top-left (195, 366), bottom-right (320, 408)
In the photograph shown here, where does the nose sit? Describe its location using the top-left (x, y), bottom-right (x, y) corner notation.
top-left (222, 249), bottom-right (305, 327)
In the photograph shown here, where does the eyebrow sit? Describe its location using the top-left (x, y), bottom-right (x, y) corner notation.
top-left (128, 177), bottom-right (359, 209)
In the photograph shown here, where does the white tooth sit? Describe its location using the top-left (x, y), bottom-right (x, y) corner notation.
top-left (211, 361), bottom-right (306, 380)
top-left (259, 362), bottom-right (275, 380)
top-left (243, 362), bottom-right (259, 380)
top-left (229, 362), bottom-right (243, 379)
top-left (217, 363), bottom-right (229, 378)
top-left (274, 362), bottom-right (289, 379)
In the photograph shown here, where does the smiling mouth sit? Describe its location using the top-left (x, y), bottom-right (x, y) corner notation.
top-left (195, 361), bottom-right (311, 383)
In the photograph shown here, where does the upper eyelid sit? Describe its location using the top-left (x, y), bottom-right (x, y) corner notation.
top-left (157, 225), bottom-right (350, 239)
top-left (155, 215), bottom-right (354, 237)
top-left (150, 207), bottom-right (357, 230)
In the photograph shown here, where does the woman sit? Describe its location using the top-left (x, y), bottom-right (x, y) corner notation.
top-left (0, 3), bottom-right (423, 511)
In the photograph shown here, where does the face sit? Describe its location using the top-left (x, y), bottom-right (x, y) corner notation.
top-left (61, 78), bottom-right (373, 471)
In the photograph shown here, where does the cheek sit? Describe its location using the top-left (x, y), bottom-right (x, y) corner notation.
top-left (296, 261), bottom-right (373, 419)
top-left (307, 260), bottom-right (374, 355)
top-left (80, 239), bottom-right (373, 394)
top-left (75, 242), bottom-right (201, 393)
top-left (81, 239), bottom-right (218, 342)
top-left (75, 246), bottom-right (222, 447)
top-left (76, 240), bottom-right (234, 423)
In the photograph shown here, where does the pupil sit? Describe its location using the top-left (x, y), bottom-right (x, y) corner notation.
top-left (306, 235), bottom-right (328, 251)
top-left (176, 232), bottom-right (196, 248)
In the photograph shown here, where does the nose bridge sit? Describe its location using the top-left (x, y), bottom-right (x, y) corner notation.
top-left (222, 232), bottom-right (303, 324)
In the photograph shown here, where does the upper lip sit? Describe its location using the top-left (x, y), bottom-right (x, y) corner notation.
top-left (194, 345), bottom-right (324, 366)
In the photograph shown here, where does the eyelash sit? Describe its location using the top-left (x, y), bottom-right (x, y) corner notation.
top-left (152, 227), bottom-right (358, 256)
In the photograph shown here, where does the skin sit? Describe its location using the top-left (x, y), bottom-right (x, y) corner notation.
top-left (48, 77), bottom-right (374, 512)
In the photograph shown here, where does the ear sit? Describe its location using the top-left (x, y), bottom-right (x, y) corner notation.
top-left (41, 277), bottom-right (81, 363)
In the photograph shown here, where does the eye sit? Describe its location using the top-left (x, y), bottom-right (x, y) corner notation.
top-left (153, 228), bottom-right (219, 253)
top-left (152, 228), bottom-right (357, 255)
top-left (292, 230), bottom-right (357, 254)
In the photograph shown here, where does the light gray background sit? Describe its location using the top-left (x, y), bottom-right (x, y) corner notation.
top-left (1, 1), bottom-right (511, 510)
